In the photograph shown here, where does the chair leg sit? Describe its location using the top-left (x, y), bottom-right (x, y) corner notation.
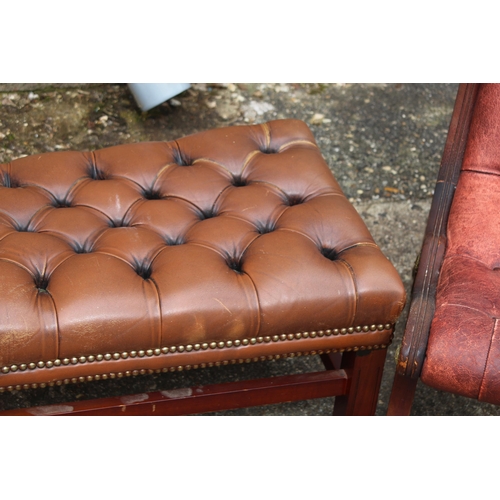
top-left (386, 371), bottom-right (418, 416)
top-left (332, 348), bottom-right (387, 416)
top-left (320, 352), bottom-right (342, 371)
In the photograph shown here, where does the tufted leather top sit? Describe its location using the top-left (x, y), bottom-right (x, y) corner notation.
top-left (0, 119), bottom-right (405, 390)
top-left (422, 85), bottom-right (500, 404)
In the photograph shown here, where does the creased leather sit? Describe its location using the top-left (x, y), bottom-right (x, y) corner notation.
top-left (422, 84), bottom-right (500, 404)
top-left (0, 119), bottom-right (405, 387)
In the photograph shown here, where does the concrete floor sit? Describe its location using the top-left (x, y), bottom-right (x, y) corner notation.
top-left (0, 82), bottom-right (497, 415)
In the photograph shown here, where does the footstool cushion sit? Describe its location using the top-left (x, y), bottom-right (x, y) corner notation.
top-left (0, 119), bottom-right (405, 391)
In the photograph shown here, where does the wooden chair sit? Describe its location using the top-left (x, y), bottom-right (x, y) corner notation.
top-left (388, 83), bottom-right (500, 415)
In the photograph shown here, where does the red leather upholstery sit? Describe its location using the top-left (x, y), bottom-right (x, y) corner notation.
top-left (421, 84), bottom-right (500, 403)
top-left (0, 119), bottom-right (405, 391)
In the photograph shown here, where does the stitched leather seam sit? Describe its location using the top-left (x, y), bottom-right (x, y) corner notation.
top-left (239, 263), bottom-right (261, 339)
top-left (434, 302), bottom-right (493, 318)
top-left (240, 150), bottom-right (260, 175)
top-left (0, 256), bottom-right (34, 275)
top-left (191, 157), bottom-right (233, 177)
top-left (277, 227), bottom-right (318, 246)
top-left (442, 252), bottom-right (494, 267)
top-left (478, 318), bottom-right (497, 400)
top-left (277, 140), bottom-right (317, 152)
top-left (338, 242), bottom-right (379, 253)
top-left (460, 167), bottom-right (500, 177)
top-left (261, 122), bottom-right (271, 149)
top-left (337, 258), bottom-right (358, 326)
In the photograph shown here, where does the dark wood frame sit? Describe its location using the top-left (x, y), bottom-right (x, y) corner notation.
top-left (387, 83), bottom-right (480, 416)
top-left (1, 347), bottom-right (388, 416)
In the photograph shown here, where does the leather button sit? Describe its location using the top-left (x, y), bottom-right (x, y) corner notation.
top-left (260, 145), bottom-right (278, 155)
top-left (227, 256), bottom-right (244, 274)
top-left (142, 188), bottom-right (163, 200)
top-left (231, 175), bottom-right (247, 187)
top-left (320, 247), bottom-right (338, 261)
top-left (51, 198), bottom-right (72, 208)
top-left (173, 149), bottom-right (192, 166)
top-left (255, 221), bottom-right (275, 234)
top-left (88, 166), bottom-right (108, 180)
top-left (198, 208), bottom-right (218, 220)
top-left (134, 261), bottom-right (152, 280)
top-left (284, 194), bottom-right (305, 206)
top-left (1, 172), bottom-right (21, 188)
top-left (34, 273), bottom-right (50, 293)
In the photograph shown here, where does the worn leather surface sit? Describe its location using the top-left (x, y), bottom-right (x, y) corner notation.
top-left (0, 119), bottom-right (405, 389)
top-left (422, 84), bottom-right (500, 403)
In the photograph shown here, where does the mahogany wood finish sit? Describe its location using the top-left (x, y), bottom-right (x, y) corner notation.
top-left (387, 84), bottom-right (480, 416)
top-left (333, 349), bottom-right (387, 415)
top-left (1, 349), bottom-right (388, 416)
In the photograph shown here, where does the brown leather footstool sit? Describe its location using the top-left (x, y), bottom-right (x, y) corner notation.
top-left (0, 119), bottom-right (405, 415)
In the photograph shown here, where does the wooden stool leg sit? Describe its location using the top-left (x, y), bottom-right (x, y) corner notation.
top-left (386, 371), bottom-right (418, 416)
top-left (332, 349), bottom-right (387, 416)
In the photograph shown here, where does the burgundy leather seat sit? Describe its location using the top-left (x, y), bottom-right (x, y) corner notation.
top-left (421, 85), bottom-right (500, 403)
top-left (389, 84), bottom-right (500, 414)
top-left (0, 119), bottom-right (405, 414)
